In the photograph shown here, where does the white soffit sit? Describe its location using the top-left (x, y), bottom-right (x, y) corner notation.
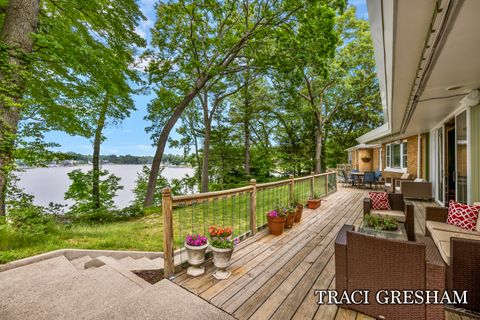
top-left (407, 0), bottom-right (480, 134)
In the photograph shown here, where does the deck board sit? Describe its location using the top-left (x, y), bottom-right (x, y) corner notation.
top-left (173, 186), bottom-right (471, 320)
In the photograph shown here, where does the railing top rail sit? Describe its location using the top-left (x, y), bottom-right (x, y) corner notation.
top-left (172, 185), bottom-right (253, 204)
top-left (256, 179), bottom-right (291, 189)
top-left (170, 171), bottom-right (336, 205)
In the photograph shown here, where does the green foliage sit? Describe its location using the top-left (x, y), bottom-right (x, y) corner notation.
top-left (364, 214), bottom-right (398, 231)
top-left (6, 182), bottom-right (53, 238)
top-left (132, 165), bottom-right (169, 207)
top-left (65, 169), bottom-right (123, 214)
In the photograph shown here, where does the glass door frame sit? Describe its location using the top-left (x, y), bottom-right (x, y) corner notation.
top-left (436, 125), bottom-right (445, 206)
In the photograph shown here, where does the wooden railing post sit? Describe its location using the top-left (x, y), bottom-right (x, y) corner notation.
top-left (162, 187), bottom-right (174, 279)
top-left (250, 179), bottom-right (257, 235)
top-left (310, 171), bottom-right (315, 198)
top-left (289, 174), bottom-right (294, 205)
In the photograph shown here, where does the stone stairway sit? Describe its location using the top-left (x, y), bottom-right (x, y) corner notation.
top-left (0, 254), bottom-right (233, 320)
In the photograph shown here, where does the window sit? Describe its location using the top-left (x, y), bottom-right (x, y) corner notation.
top-left (386, 141), bottom-right (408, 169)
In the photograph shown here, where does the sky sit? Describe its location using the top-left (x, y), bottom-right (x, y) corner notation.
top-left (44, 0), bottom-right (369, 157)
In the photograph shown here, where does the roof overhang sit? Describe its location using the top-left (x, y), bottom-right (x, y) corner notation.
top-left (359, 0), bottom-right (480, 144)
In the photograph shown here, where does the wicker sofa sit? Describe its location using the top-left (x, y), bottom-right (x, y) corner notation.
top-left (335, 225), bottom-right (445, 320)
top-left (425, 206), bottom-right (480, 313)
top-left (395, 179), bottom-right (433, 201)
top-left (363, 193), bottom-right (415, 241)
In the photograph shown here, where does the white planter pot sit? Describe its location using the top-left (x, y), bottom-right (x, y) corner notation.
top-left (185, 241), bottom-right (208, 277)
top-left (211, 246), bottom-right (234, 280)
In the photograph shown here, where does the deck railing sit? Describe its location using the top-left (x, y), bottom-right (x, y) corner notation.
top-left (161, 171), bottom-right (337, 278)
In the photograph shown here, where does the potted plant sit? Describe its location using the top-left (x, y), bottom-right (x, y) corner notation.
top-left (267, 208), bottom-right (286, 235)
top-left (184, 234), bottom-right (208, 277)
top-left (208, 225), bottom-right (239, 280)
top-left (363, 214), bottom-right (398, 231)
top-left (307, 192), bottom-right (322, 209)
top-left (293, 198), bottom-right (304, 223)
top-left (284, 206), bottom-right (296, 228)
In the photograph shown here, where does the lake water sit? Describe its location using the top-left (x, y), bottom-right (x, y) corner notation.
top-left (16, 165), bottom-right (195, 209)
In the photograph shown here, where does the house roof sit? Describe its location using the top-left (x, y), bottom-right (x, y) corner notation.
top-left (359, 0), bottom-right (480, 144)
top-left (345, 144), bottom-right (381, 152)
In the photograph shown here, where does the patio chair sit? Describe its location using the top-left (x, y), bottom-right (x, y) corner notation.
top-left (363, 192), bottom-right (415, 241)
top-left (397, 179), bottom-right (433, 200)
top-left (335, 226), bottom-right (445, 320)
top-left (338, 170), bottom-right (350, 187)
top-left (374, 170), bottom-right (383, 189)
top-left (349, 169), bottom-right (359, 186)
top-left (425, 206), bottom-right (480, 313)
top-left (393, 172), bottom-right (415, 193)
top-left (363, 172), bottom-right (375, 189)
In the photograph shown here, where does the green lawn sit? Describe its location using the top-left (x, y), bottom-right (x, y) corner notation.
top-left (0, 175), bottom-right (335, 264)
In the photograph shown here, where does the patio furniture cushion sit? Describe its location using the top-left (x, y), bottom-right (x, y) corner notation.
top-left (447, 200), bottom-right (480, 231)
top-left (368, 192), bottom-right (391, 210)
top-left (370, 209), bottom-right (406, 223)
top-left (426, 221), bottom-right (480, 265)
top-left (395, 186), bottom-right (401, 193)
top-left (414, 178), bottom-right (426, 182)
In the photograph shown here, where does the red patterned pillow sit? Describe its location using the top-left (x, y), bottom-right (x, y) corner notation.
top-left (369, 192), bottom-right (391, 210)
top-left (447, 200), bottom-right (480, 231)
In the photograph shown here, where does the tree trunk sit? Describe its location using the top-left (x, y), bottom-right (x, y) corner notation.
top-left (200, 89), bottom-right (211, 193)
top-left (144, 75), bottom-right (210, 208)
top-left (0, 0), bottom-right (40, 216)
top-left (314, 111), bottom-right (323, 174)
top-left (244, 117), bottom-right (251, 176)
top-left (243, 71), bottom-right (251, 176)
top-left (201, 121), bottom-right (211, 193)
top-left (92, 98), bottom-right (109, 209)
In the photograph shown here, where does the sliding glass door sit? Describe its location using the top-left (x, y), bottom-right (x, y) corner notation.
top-left (456, 111), bottom-right (468, 203)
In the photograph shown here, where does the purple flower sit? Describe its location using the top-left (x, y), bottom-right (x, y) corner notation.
top-left (185, 233), bottom-right (208, 246)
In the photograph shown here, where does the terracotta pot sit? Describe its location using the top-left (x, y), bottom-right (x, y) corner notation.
top-left (285, 214), bottom-right (295, 228)
top-left (294, 204), bottom-right (303, 222)
top-left (267, 216), bottom-right (286, 235)
top-left (185, 241), bottom-right (208, 277)
top-left (211, 246), bottom-right (234, 280)
top-left (307, 199), bottom-right (321, 209)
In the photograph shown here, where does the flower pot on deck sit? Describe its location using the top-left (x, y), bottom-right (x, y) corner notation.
top-left (307, 199), bottom-right (321, 209)
top-left (285, 214), bottom-right (295, 228)
top-left (185, 241), bottom-right (208, 277)
top-left (267, 216), bottom-right (286, 235)
top-left (211, 246), bottom-right (234, 280)
top-left (294, 204), bottom-right (303, 222)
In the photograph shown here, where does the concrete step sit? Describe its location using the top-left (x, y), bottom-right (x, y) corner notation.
top-left (88, 256), bottom-right (151, 288)
top-left (116, 256), bottom-right (161, 271)
top-left (136, 257), bottom-right (162, 270)
top-left (0, 264), bottom-right (145, 320)
top-left (0, 256), bottom-right (77, 292)
top-left (92, 280), bottom-right (234, 320)
top-left (69, 255), bottom-right (92, 270)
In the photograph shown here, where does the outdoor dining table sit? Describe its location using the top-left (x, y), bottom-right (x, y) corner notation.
top-left (349, 171), bottom-right (364, 187)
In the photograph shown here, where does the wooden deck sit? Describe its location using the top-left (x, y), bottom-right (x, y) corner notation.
top-left (172, 187), bottom-right (470, 320)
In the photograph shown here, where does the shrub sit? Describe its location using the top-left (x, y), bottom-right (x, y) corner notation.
top-left (6, 189), bottom-right (53, 238)
top-left (65, 169), bottom-right (123, 214)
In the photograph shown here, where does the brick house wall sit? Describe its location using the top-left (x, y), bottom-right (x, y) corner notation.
top-left (380, 134), bottom-right (428, 179)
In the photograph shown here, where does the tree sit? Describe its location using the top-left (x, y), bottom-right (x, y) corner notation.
top-left (143, 0), bottom-right (308, 207)
top-left (0, 0), bottom-right (146, 215)
top-left (0, 0), bottom-right (41, 216)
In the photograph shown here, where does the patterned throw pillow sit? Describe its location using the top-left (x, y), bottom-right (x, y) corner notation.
top-left (447, 200), bottom-right (480, 231)
top-left (368, 192), bottom-right (391, 210)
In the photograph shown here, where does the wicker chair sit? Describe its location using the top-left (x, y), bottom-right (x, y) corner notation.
top-left (335, 225), bottom-right (445, 320)
top-left (363, 193), bottom-right (415, 241)
top-left (425, 207), bottom-right (480, 313)
top-left (397, 180), bottom-right (433, 201)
